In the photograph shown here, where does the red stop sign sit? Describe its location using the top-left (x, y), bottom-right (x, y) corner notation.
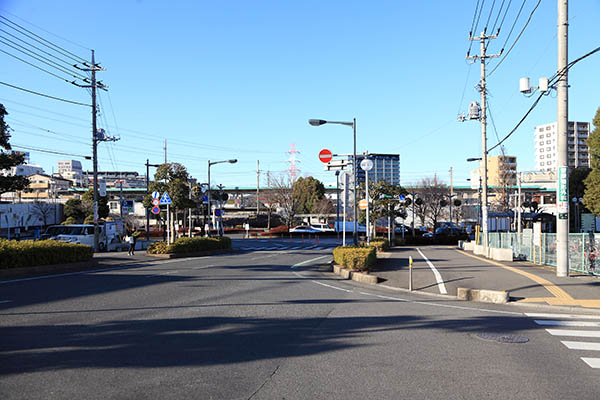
top-left (319, 149), bottom-right (333, 163)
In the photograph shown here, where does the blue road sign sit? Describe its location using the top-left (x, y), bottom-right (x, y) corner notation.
top-left (151, 206), bottom-right (160, 215)
top-left (399, 194), bottom-right (406, 201)
top-left (160, 192), bottom-right (172, 205)
top-left (152, 191), bottom-right (160, 199)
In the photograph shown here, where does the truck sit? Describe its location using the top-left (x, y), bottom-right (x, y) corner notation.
top-left (55, 221), bottom-right (125, 252)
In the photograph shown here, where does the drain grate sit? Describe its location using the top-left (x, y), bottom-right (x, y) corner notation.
top-left (476, 332), bottom-right (529, 344)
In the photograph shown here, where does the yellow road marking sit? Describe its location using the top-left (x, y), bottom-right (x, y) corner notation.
top-left (454, 249), bottom-right (600, 308)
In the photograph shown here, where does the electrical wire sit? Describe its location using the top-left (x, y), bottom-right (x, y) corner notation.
top-left (0, 81), bottom-right (91, 107)
top-left (0, 15), bottom-right (87, 64)
top-left (0, 28), bottom-right (80, 69)
top-left (0, 48), bottom-right (79, 84)
top-left (0, 36), bottom-right (88, 81)
top-left (490, 0), bottom-right (507, 34)
top-left (484, 0), bottom-right (497, 32)
top-left (11, 143), bottom-right (90, 159)
top-left (488, 0), bottom-right (542, 77)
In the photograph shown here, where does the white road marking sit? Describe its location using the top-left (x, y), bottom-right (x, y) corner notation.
top-left (561, 341), bottom-right (600, 351)
top-left (357, 291), bottom-right (522, 315)
top-left (526, 313), bottom-right (600, 320)
top-left (546, 329), bottom-right (600, 338)
top-left (0, 300), bottom-right (12, 304)
top-left (581, 358), bottom-right (600, 368)
top-left (291, 255), bottom-right (330, 269)
top-left (416, 248), bottom-right (447, 294)
top-left (310, 280), bottom-right (352, 292)
top-left (534, 320), bottom-right (600, 327)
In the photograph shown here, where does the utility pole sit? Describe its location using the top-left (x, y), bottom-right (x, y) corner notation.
top-left (164, 139), bottom-right (167, 164)
top-left (449, 167), bottom-right (454, 222)
top-left (556, 0), bottom-right (569, 277)
top-left (256, 160), bottom-right (260, 215)
top-left (467, 31), bottom-right (501, 251)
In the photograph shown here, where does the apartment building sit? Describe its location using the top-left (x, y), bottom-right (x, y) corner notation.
top-left (469, 155), bottom-right (517, 188)
top-left (351, 153), bottom-right (400, 186)
top-left (534, 121), bottom-right (590, 172)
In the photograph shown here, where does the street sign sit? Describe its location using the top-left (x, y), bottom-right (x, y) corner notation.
top-left (319, 149), bottom-right (333, 163)
top-left (202, 195), bottom-right (208, 204)
top-left (99, 180), bottom-right (106, 197)
top-left (360, 159), bottom-right (373, 171)
top-left (160, 192), bottom-right (172, 205)
top-left (152, 198), bottom-right (160, 206)
top-left (122, 200), bottom-right (134, 214)
top-left (399, 194), bottom-right (406, 201)
top-left (359, 199), bottom-right (368, 210)
top-left (152, 191), bottom-right (160, 199)
top-left (324, 159), bottom-right (349, 171)
top-left (558, 166), bottom-right (568, 219)
top-left (151, 206), bottom-right (160, 215)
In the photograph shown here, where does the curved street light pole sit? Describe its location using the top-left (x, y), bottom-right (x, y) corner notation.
top-left (207, 159), bottom-right (237, 236)
top-left (309, 118), bottom-right (358, 245)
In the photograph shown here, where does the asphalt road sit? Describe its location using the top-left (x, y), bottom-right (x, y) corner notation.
top-left (1, 243), bottom-right (600, 399)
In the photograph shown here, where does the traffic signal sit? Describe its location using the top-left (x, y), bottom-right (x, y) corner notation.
top-left (404, 198), bottom-right (412, 206)
top-left (415, 198), bottom-right (423, 205)
top-left (440, 200), bottom-right (448, 207)
top-left (453, 199), bottom-right (462, 207)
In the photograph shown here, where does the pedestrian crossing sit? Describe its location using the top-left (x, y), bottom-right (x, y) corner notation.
top-left (526, 312), bottom-right (600, 369)
top-left (236, 244), bottom-right (337, 252)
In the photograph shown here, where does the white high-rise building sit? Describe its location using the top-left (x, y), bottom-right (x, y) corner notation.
top-left (534, 121), bottom-right (590, 172)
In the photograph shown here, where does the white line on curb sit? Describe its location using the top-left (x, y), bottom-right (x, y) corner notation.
top-left (416, 248), bottom-right (447, 294)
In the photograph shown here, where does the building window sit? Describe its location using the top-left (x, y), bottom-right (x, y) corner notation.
top-left (546, 133), bottom-right (551, 137)
top-left (547, 147), bottom-right (551, 151)
top-left (541, 162), bottom-right (545, 166)
top-left (546, 126), bottom-right (551, 131)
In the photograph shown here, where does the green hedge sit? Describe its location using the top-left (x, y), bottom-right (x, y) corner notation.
top-left (0, 239), bottom-right (93, 269)
top-left (333, 246), bottom-right (377, 271)
top-left (147, 236), bottom-right (232, 254)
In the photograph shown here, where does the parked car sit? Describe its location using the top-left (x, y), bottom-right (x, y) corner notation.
top-left (40, 225), bottom-right (69, 240)
top-left (289, 225), bottom-right (321, 233)
top-left (433, 227), bottom-right (468, 238)
top-left (310, 223), bottom-right (335, 232)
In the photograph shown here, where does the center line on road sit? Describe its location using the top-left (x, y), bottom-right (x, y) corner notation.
top-left (416, 248), bottom-right (447, 294)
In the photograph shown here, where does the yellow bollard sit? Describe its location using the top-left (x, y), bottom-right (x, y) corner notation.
top-left (409, 256), bottom-right (413, 291)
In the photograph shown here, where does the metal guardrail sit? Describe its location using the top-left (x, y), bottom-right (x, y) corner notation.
top-left (483, 232), bottom-right (598, 276)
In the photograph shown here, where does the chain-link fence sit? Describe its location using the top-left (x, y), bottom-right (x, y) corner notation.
top-left (481, 232), bottom-right (598, 276)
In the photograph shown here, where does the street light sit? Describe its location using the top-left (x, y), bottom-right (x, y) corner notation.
top-left (207, 159), bottom-right (237, 236)
top-left (309, 118), bottom-right (358, 246)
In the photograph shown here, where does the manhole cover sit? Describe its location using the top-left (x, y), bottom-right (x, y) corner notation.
top-left (476, 332), bottom-right (529, 343)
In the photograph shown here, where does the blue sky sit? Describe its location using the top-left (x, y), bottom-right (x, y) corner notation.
top-left (1, 0), bottom-right (599, 189)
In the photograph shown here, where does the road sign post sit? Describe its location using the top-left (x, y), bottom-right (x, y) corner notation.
top-left (160, 192), bottom-right (172, 243)
top-left (361, 158), bottom-right (373, 245)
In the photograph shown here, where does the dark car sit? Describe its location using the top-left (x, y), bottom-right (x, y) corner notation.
top-left (434, 227), bottom-right (468, 239)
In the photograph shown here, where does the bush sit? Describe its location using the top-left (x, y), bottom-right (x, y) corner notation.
top-left (0, 239), bottom-right (93, 269)
top-left (62, 216), bottom-right (78, 225)
top-left (260, 225), bottom-right (289, 236)
top-left (368, 239), bottom-right (389, 252)
top-left (147, 236), bottom-right (232, 254)
top-left (333, 246), bottom-right (377, 271)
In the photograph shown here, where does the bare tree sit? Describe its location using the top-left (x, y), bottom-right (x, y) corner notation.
top-left (416, 175), bottom-right (448, 230)
top-left (265, 174), bottom-right (297, 227)
top-left (31, 201), bottom-right (54, 226)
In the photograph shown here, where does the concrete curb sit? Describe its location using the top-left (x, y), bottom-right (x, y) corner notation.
top-left (457, 287), bottom-right (509, 304)
top-left (332, 264), bottom-right (378, 284)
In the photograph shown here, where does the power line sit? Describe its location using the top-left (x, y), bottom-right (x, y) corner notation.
top-left (484, 0), bottom-right (498, 32)
top-left (11, 143), bottom-right (91, 159)
top-left (0, 10), bottom-right (90, 51)
top-left (0, 28), bottom-right (81, 69)
top-left (0, 15), bottom-right (87, 64)
top-left (488, 0), bottom-right (542, 77)
top-left (0, 35), bottom-right (88, 81)
top-left (0, 81), bottom-right (91, 106)
top-left (0, 48), bottom-right (77, 84)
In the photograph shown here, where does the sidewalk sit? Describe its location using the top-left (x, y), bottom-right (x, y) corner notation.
top-left (371, 245), bottom-right (600, 310)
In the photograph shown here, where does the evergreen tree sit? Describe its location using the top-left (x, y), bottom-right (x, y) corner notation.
top-left (583, 108), bottom-right (600, 215)
top-left (0, 104), bottom-right (29, 195)
top-left (292, 176), bottom-right (326, 214)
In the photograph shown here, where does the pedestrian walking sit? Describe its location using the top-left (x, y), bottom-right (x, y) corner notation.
top-left (126, 231), bottom-right (135, 255)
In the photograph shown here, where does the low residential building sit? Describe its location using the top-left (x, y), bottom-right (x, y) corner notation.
top-left (470, 155), bottom-right (517, 189)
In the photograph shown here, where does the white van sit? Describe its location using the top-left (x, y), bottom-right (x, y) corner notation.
top-left (55, 224), bottom-right (108, 251)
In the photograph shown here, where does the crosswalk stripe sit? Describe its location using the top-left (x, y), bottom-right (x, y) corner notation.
top-left (561, 341), bottom-right (600, 351)
top-left (581, 358), bottom-right (600, 368)
top-left (526, 313), bottom-right (600, 320)
top-left (534, 320), bottom-right (600, 327)
top-left (546, 329), bottom-right (600, 338)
